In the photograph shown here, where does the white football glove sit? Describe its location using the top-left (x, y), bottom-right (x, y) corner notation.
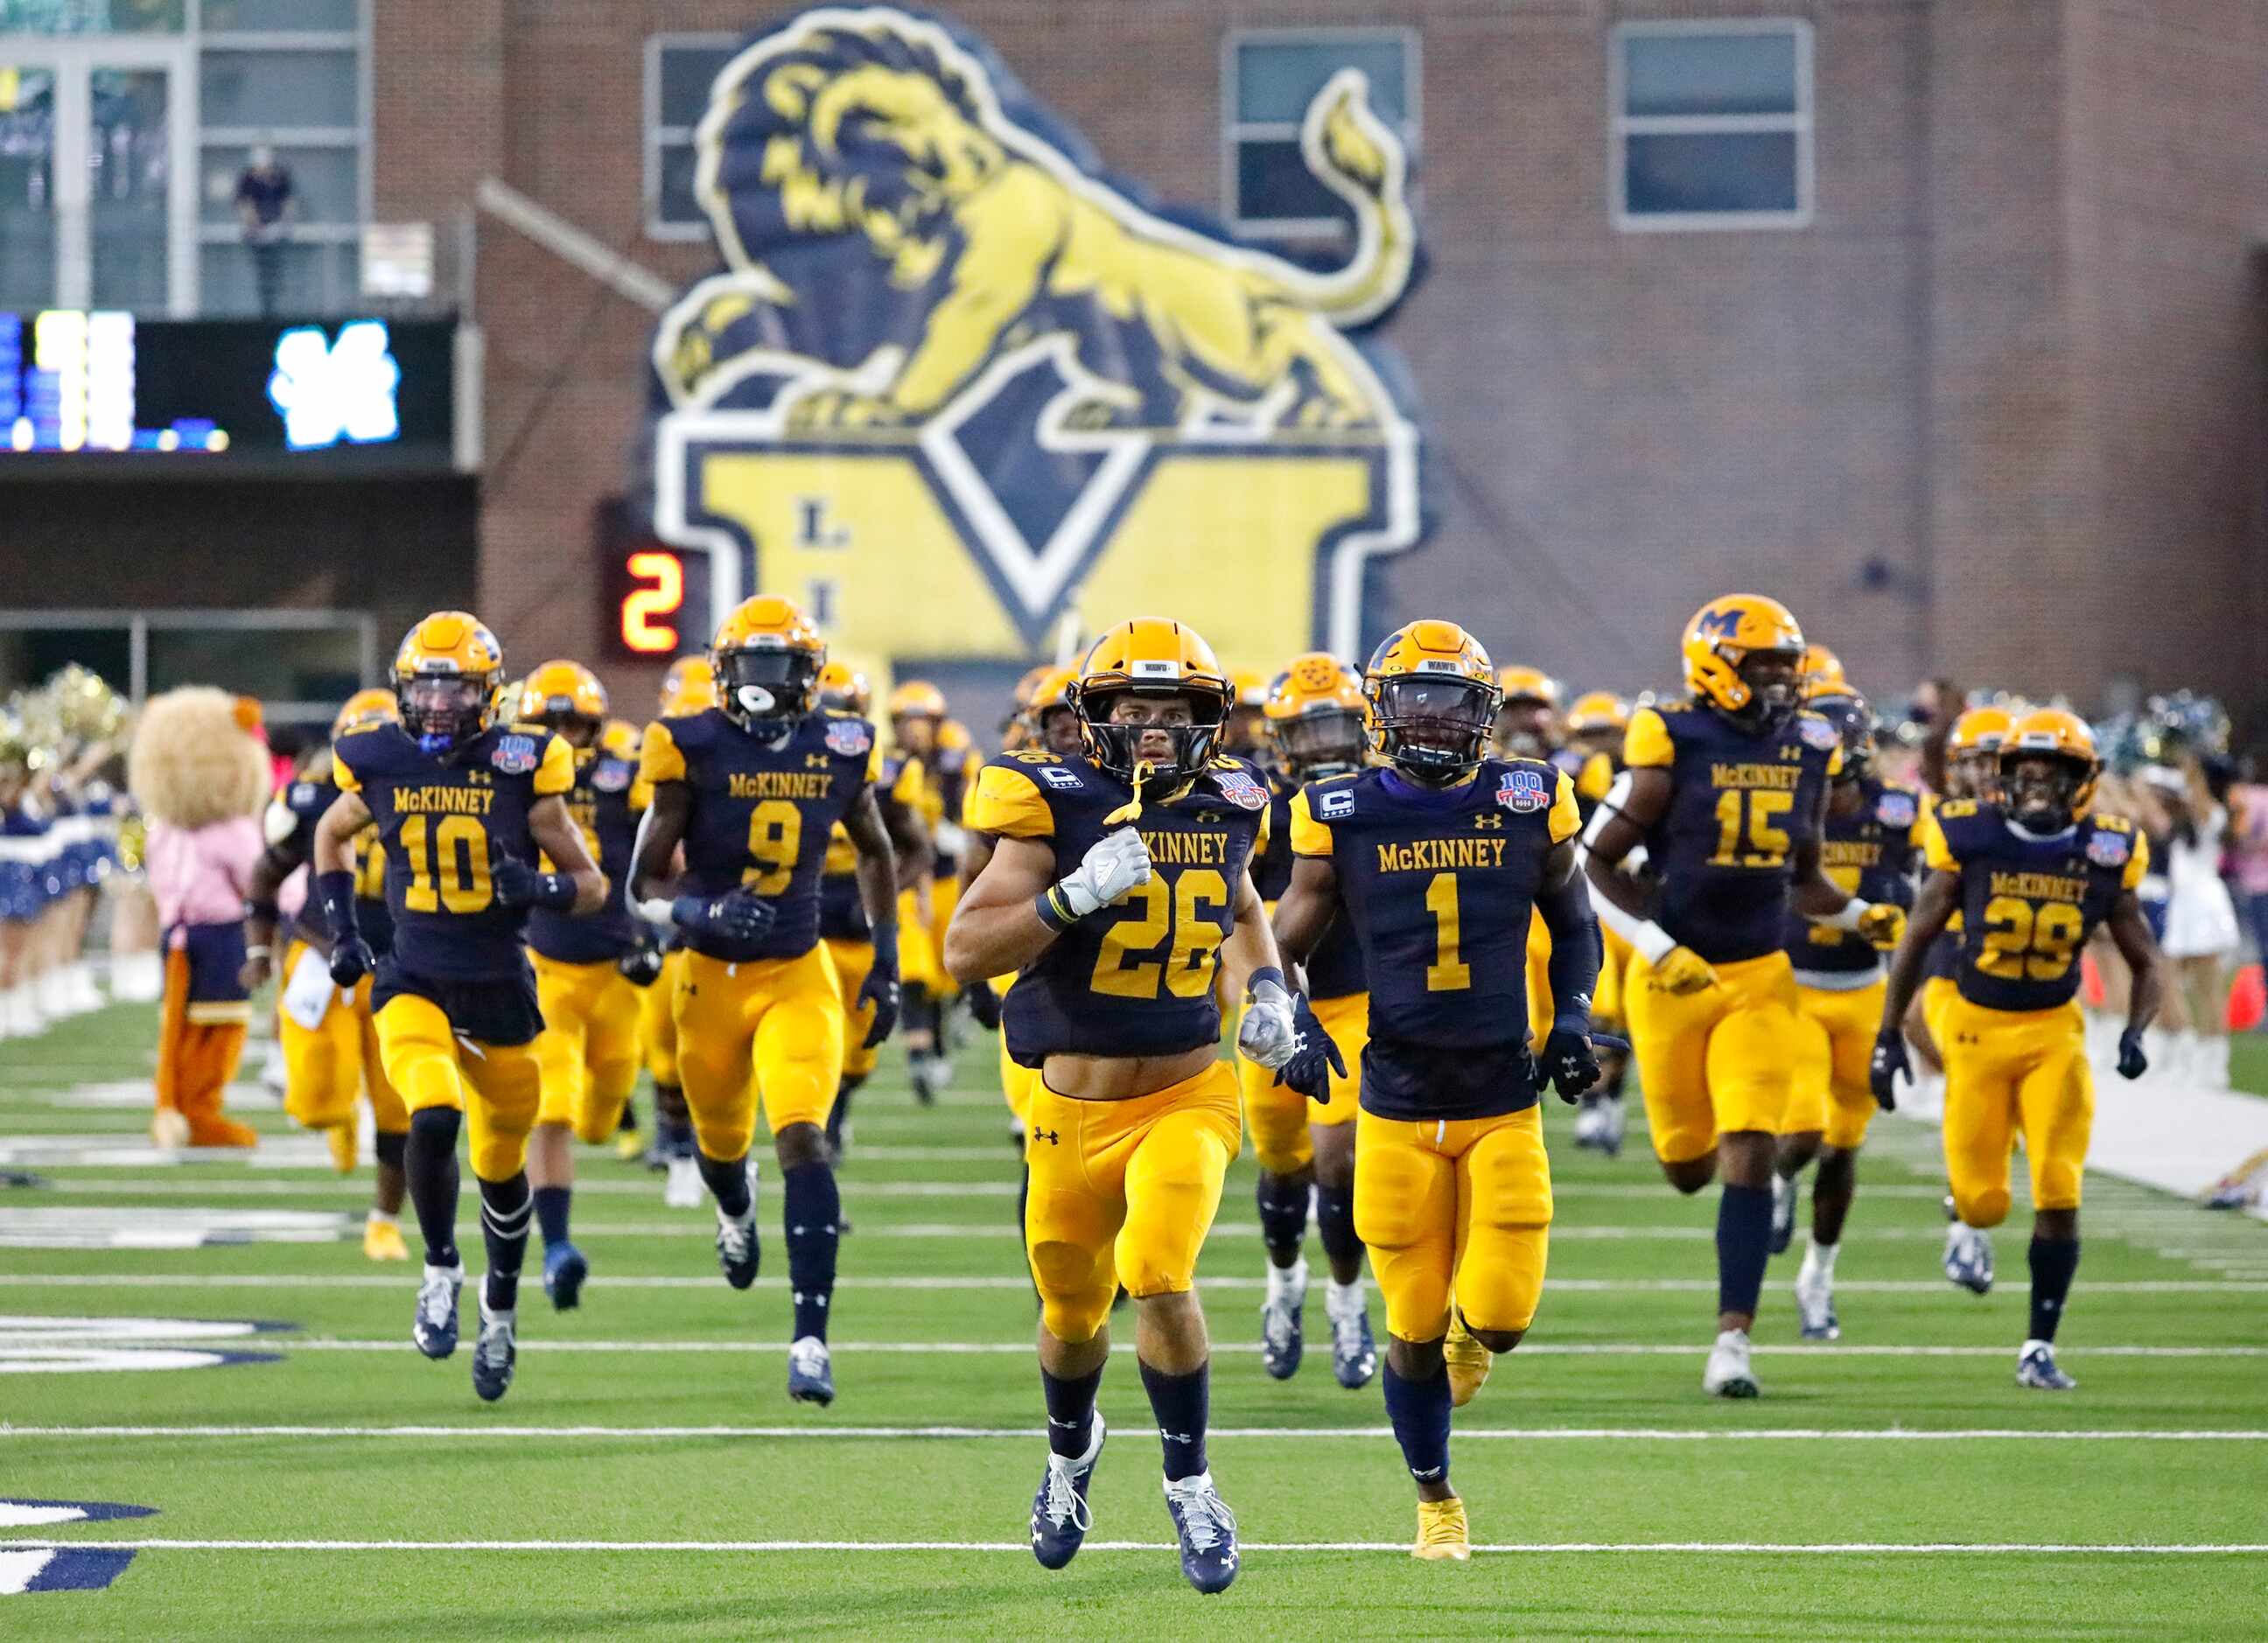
top-left (1057, 828), bottom-right (1152, 919)
top-left (1236, 975), bottom-right (1299, 1071)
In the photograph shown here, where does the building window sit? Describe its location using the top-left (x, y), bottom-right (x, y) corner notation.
top-left (1611, 19), bottom-right (1811, 232)
top-left (645, 33), bottom-right (740, 241)
top-left (1222, 28), bottom-right (1417, 241)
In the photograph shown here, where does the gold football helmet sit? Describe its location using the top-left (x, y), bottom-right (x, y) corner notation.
top-left (818, 661), bottom-right (872, 717)
top-left (1682, 595), bottom-right (1805, 723)
top-left (1945, 704), bottom-right (2014, 802)
top-left (1365, 620), bottom-right (1499, 780)
top-left (392, 611), bottom-right (503, 752)
top-left (1073, 618), bottom-right (1232, 780)
top-left (1564, 690), bottom-right (1630, 739)
top-left (1022, 665), bottom-right (1082, 756)
top-left (1800, 645), bottom-right (1847, 698)
top-left (1999, 708), bottom-right (2099, 825)
top-left (332, 688), bottom-right (400, 740)
top-left (710, 596), bottom-right (824, 731)
top-left (519, 661), bottom-right (609, 745)
top-left (1264, 651), bottom-right (1368, 778)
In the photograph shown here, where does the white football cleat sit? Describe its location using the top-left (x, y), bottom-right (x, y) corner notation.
top-left (1702, 1328), bottom-right (1760, 1398)
top-left (1793, 1262), bottom-right (1839, 1341)
top-left (663, 1154), bottom-right (703, 1209)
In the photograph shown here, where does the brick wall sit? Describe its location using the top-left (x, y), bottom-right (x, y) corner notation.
top-left (365, 0), bottom-right (2266, 724)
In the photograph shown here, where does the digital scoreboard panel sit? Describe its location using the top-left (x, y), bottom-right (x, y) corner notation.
top-left (0, 312), bottom-right (457, 470)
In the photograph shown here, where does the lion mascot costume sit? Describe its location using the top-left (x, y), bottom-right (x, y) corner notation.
top-left (128, 689), bottom-right (271, 1149)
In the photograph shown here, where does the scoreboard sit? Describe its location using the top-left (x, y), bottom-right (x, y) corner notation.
top-left (0, 311), bottom-right (458, 469)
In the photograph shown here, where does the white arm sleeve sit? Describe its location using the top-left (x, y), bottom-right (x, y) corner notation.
top-left (1578, 772), bottom-right (1676, 964)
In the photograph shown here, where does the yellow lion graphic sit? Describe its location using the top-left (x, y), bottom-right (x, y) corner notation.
top-left (686, 8), bottom-right (1414, 431)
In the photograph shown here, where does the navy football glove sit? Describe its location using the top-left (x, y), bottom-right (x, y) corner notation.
top-left (1869, 1028), bottom-right (1909, 1112)
top-left (493, 858), bottom-right (577, 911)
top-left (963, 975), bottom-right (1002, 1031)
top-left (617, 937), bottom-right (665, 988)
top-left (858, 958), bottom-right (901, 1049)
top-left (2117, 1026), bottom-right (2148, 1080)
top-left (1275, 992), bottom-right (1348, 1105)
top-left (670, 891), bottom-right (776, 946)
top-left (328, 933), bottom-right (374, 989)
top-left (1538, 1023), bottom-right (1610, 1103)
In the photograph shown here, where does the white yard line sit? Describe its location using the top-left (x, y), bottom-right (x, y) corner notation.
top-left (5, 1423), bottom-right (2266, 1443)
top-left (0, 1535), bottom-right (2259, 1555)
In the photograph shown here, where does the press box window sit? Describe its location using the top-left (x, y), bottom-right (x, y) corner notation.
top-left (1224, 30), bottom-right (1417, 240)
top-left (645, 34), bottom-right (741, 241)
top-left (1611, 21), bottom-right (1812, 232)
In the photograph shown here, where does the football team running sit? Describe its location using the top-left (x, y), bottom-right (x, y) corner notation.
top-left (287, 591), bottom-right (2163, 1586)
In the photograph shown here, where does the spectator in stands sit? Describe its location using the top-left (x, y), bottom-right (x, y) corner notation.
top-left (2228, 757), bottom-right (2268, 996)
top-left (234, 143), bottom-right (295, 317)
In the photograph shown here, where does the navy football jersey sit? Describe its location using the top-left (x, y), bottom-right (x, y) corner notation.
top-left (819, 752), bottom-right (925, 942)
top-left (1924, 801), bottom-right (2146, 1011)
top-left (277, 761), bottom-right (396, 956)
top-left (1782, 778), bottom-right (1927, 977)
top-left (1623, 701), bottom-right (1840, 964)
top-left (1256, 767), bottom-right (1365, 1002)
top-left (639, 707), bottom-right (878, 962)
top-left (332, 721), bottom-right (573, 982)
top-left (1292, 759), bottom-right (1579, 1119)
top-left (526, 743), bottom-right (643, 963)
top-left (965, 750), bottom-right (1268, 1068)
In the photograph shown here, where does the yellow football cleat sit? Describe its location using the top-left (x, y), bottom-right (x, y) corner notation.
top-left (1413, 1496), bottom-right (1472, 1562)
top-left (613, 1129), bottom-right (648, 1164)
top-left (363, 1217), bottom-right (410, 1262)
top-left (327, 1123), bottom-right (359, 1175)
top-left (1443, 1310), bottom-right (1493, 1408)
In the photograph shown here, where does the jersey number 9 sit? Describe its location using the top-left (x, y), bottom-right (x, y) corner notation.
top-left (401, 814), bottom-right (494, 914)
top-left (1091, 870), bottom-right (1227, 1000)
top-left (743, 800), bottom-right (803, 895)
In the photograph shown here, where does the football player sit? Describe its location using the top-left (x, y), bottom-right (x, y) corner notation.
top-left (1873, 710), bottom-right (2162, 1388)
top-left (313, 613), bottom-right (607, 1402)
top-left (1563, 691), bottom-right (1634, 1155)
top-left (1490, 667), bottom-right (1559, 761)
top-left (1275, 622), bottom-right (1600, 1561)
top-left (887, 681), bottom-right (953, 1103)
top-left (1222, 668), bottom-right (1270, 762)
top-left (816, 661), bottom-right (931, 1159)
top-left (1768, 688), bottom-right (1926, 1339)
top-left (632, 597), bottom-right (901, 1405)
top-left (640, 659), bottom-right (717, 1206)
top-left (1799, 645), bottom-right (1846, 698)
top-left (947, 619), bottom-right (1331, 1595)
top-left (598, 716), bottom-right (654, 1164)
top-left (515, 662), bottom-right (648, 1311)
top-left (1909, 705), bottom-right (2013, 1085)
top-left (242, 688), bottom-right (411, 1262)
top-left (1582, 596), bottom-right (1903, 1396)
top-left (1243, 654), bottom-right (1378, 1389)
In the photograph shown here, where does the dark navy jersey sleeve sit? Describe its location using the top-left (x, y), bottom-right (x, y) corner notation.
top-left (1628, 702), bottom-right (1838, 964)
top-left (526, 745), bottom-right (642, 963)
top-left (332, 721), bottom-right (568, 982)
top-left (1927, 801), bottom-right (2145, 1011)
top-left (1782, 778), bottom-right (1923, 975)
top-left (639, 708), bottom-right (876, 962)
top-left (970, 752), bottom-right (1265, 1069)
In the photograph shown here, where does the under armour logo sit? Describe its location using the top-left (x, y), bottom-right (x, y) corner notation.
top-left (806, 754), bottom-right (830, 768)
top-left (1473, 813), bottom-right (1502, 829)
top-left (1032, 1129), bottom-right (1060, 1145)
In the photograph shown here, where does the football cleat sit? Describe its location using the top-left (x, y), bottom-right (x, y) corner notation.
top-left (716, 1202), bottom-right (760, 1290)
top-left (1768, 1173), bottom-right (1797, 1256)
top-left (613, 1128), bottom-right (647, 1164)
top-left (1162, 1472), bottom-right (1240, 1594)
top-left (664, 1154), bottom-right (703, 1208)
top-left (1943, 1222), bottom-right (1995, 1295)
top-left (1412, 1496), bottom-right (1472, 1562)
top-left (412, 1262), bottom-right (464, 1360)
top-left (787, 1335), bottom-right (835, 1405)
top-left (327, 1123), bottom-right (358, 1175)
top-left (2016, 1340), bottom-right (2076, 1391)
top-left (542, 1240), bottom-right (588, 1311)
top-left (471, 1300), bottom-right (516, 1402)
top-left (1793, 1263), bottom-right (1839, 1341)
top-left (909, 1054), bottom-right (942, 1108)
top-left (1703, 1328), bottom-right (1760, 1398)
top-left (1260, 1276), bottom-right (1305, 1381)
top-left (1029, 1412), bottom-right (1105, 1570)
top-left (1572, 1096), bottom-right (1604, 1150)
top-left (1330, 1304), bottom-right (1378, 1389)
top-left (1442, 1309), bottom-right (1493, 1408)
top-left (362, 1217), bottom-right (409, 1263)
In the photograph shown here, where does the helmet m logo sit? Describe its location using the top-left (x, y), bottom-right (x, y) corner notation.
top-left (648, 4), bottom-right (1429, 664)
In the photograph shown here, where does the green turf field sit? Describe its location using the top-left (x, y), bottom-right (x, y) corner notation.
top-left (4, 1001), bottom-right (2264, 1639)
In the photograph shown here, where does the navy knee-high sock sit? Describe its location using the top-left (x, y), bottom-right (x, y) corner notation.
top-left (1381, 1360), bottom-right (1452, 1485)
top-left (698, 1150), bottom-right (752, 1217)
top-left (1315, 1184), bottom-right (1362, 1274)
top-left (1042, 1363), bottom-right (1103, 1459)
top-left (479, 1172), bottom-right (532, 1312)
top-left (1255, 1173), bottom-right (1309, 1267)
top-left (783, 1161), bottom-right (840, 1341)
top-left (404, 1107), bottom-right (462, 1269)
top-left (532, 1185), bottom-right (571, 1249)
top-left (1138, 1360), bottom-right (1210, 1481)
top-left (1717, 1182), bottom-right (1773, 1320)
top-left (2028, 1236), bottom-right (2081, 1342)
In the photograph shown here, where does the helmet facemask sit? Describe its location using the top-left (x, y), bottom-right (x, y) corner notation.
top-left (397, 674), bottom-right (491, 756)
top-left (2001, 752), bottom-right (2087, 833)
top-left (1374, 675), bottom-right (1495, 783)
top-left (718, 645), bottom-right (819, 735)
top-left (1730, 647), bottom-right (1803, 728)
top-left (1081, 688), bottom-right (1222, 785)
top-left (1273, 709), bottom-right (1367, 780)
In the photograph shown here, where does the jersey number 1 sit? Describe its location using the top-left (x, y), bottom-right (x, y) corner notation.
top-left (1424, 872), bottom-right (1471, 992)
top-left (400, 814), bottom-right (493, 914)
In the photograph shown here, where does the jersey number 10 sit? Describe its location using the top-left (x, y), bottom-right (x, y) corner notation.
top-left (399, 814), bottom-right (494, 914)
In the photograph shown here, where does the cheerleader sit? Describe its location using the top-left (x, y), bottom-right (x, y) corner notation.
top-left (2153, 755), bottom-right (2243, 1087)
